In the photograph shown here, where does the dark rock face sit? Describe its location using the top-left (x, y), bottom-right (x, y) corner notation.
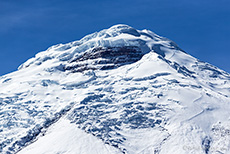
top-left (65, 46), bottom-right (143, 72)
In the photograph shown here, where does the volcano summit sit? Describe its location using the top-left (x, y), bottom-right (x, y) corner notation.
top-left (1, 24), bottom-right (230, 154)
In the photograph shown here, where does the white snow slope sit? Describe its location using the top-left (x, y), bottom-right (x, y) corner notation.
top-left (1, 24), bottom-right (230, 154)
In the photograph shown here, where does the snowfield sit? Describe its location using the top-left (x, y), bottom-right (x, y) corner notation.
top-left (17, 119), bottom-right (121, 154)
top-left (0, 24), bottom-right (230, 154)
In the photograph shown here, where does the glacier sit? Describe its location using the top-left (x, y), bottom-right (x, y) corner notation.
top-left (0, 24), bottom-right (230, 154)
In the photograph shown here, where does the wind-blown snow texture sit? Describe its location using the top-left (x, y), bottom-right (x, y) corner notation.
top-left (1, 24), bottom-right (230, 154)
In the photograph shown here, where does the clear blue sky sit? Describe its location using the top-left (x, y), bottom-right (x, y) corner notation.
top-left (0, 0), bottom-right (230, 76)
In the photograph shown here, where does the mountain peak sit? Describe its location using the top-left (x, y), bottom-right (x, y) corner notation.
top-left (18, 24), bottom-right (181, 72)
top-left (1, 25), bottom-right (230, 154)
top-left (106, 24), bottom-right (141, 37)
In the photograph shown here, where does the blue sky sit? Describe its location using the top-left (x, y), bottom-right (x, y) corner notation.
top-left (0, 0), bottom-right (230, 76)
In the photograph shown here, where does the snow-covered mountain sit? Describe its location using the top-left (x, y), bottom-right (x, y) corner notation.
top-left (1, 24), bottom-right (230, 154)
